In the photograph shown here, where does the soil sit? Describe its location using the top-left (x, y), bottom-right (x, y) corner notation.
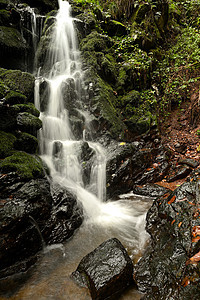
top-left (157, 87), bottom-right (200, 191)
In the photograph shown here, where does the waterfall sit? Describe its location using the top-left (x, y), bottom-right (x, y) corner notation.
top-left (35, 0), bottom-right (149, 251)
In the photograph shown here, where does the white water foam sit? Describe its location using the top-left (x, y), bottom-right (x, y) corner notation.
top-left (35, 0), bottom-right (150, 252)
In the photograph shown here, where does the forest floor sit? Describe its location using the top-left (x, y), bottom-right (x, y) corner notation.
top-left (157, 87), bottom-right (200, 191)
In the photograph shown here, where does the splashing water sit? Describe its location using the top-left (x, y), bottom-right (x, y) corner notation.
top-left (35, 0), bottom-right (150, 252)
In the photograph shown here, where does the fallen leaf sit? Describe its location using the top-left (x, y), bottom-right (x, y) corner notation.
top-left (178, 222), bottom-right (182, 228)
top-left (119, 142), bottom-right (126, 146)
top-left (190, 251), bottom-right (200, 263)
top-left (168, 195), bottom-right (176, 204)
top-left (171, 219), bottom-right (175, 225)
top-left (192, 236), bottom-right (200, 243)
top-left (192, 226), bottom-right (200, 237)
top-left (181, 277), bottom-right (190, 287)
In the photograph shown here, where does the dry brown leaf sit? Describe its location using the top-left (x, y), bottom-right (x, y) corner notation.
top-left (168, 195), bottom-right (176, 205)
top-left (190, 251), bottom-right (200, 263)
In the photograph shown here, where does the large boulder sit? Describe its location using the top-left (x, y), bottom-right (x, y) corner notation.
top-left (106, 137), bottom-right (171, 198)
top-left (0, 175), bottom-right (83, 278)
top-left (135, 173), bottom-right (200, 299)
top-left (72, 238), bottom-right (134, 300)
top-left (0, 68), bottom-right (35, 101)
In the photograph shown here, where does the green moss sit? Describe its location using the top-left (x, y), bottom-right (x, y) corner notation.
top-left (13, 103), bottom-right (40, 117)
top-left (0, 9), bottom-right (10, 26)
top-left (0, 151), bottom-right (44, 180)
top-left (0, 131), bottom-right (16, 158)
top-left (0, 81), bottom-right (9, 98)
top-left (106, 19), bottom-right (127, 37)
top-left (121, 90), bottom-right (140, 108)
top-left (81, 31), bottom-right (113, 53)
top-left (0, 26), bottom-right (27, 50)
top-left (0, 68), bottom-right (35, 101)
top-left (5, 91), bottom-right (27, 105)
top-left (16, 112), bottom-right (42, 134)
top-left (14, 132), bottom-right (38, 154)
top-left (134, 4), bottom-right (151, 24)
top-left (95, 75), bottom-right (126, 137)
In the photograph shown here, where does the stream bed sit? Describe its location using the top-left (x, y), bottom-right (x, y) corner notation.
top-left (0, 194), bottom-right (152, 300)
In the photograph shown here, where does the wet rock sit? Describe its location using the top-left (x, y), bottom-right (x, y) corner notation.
top-left (133, 183), bottom-right (171, 199)
top-left (135, 176), bottom-right (200, 299)
top-left (107, 142), bottom-right (171, 198)
top-left (79, 141), bottom-right (95, 186)
top-left (42, 183), bottom-right (83, 244)
top-left (179, 158), bottom-right (199, 168)
top-left (174, 142), bottom-right (187, 154)
top-left (167, 164), bottom-right (192, 182)
top-left (72, 238), bottom-right (134, 300)
top-left (0, 175), bottom-right (83, 278)
top-left (0, 177), bottom-right (52, 278)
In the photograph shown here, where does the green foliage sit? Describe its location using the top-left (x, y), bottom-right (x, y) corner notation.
top-left (157, 26), bottom-right (200, 112)
top-left (0, 151), bottom-right (44, 179)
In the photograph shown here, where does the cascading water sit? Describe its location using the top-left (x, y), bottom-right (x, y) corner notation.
top-left (34, 0), bottom-right (149, 250)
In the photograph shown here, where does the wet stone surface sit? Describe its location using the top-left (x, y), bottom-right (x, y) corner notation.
top-left (72, 238), bottom-right (134, 300)
top-left (135, 174), bottom-right (200, 299)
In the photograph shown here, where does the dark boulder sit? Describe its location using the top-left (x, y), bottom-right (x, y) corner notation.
top-left (106, 140), bottom-right (171, 198)
top-left (166, 164), bottom-right (192, 182)
top-left (133, 183), bottom-right (171, 199)
top-left (42, 183), bottom-right (83, 244)
top-left (0, 177), bottom-right (52, 278)
top-left (72, 238), bottom-right (134, 300)
top-left (0, 175), bottom-right (83, 278)
top-left (135, 175), bottom-right (200, 299)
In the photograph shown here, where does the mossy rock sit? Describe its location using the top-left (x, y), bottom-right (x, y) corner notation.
top-left (96, 52), bottom-right (117, 83)
top-left (0, 105), bottom-right (20, 131)
top-left (121, 90), bottom-right (140, 109)
top-left (0, 9), bottom-right (10, 26)
top-left (13, 103), bottom-right (40, 117)
top-left (14, 132), bottom-right (38, 154)
top-left (0, 151), bottom-right (44, 180)
top-left (124, 110), bottom-right (153, 136)
top-left (0, 26), bottom-right (27, 50)
top-left (80, 31), bottom-right (113, 53)
top-left (35, 23), bottom-right (55, 73)
top-left (16, 0), bottom-right (58, 13)
top-left (0, 0), bottom-right (8, 9)
top-left (87, 72), bottom-right (126, 138)
top-left (16, 112), bottom-right (42, 136)
top-left (0, 131), bottom-right (16, 158)
top-left (0, 68), bottom-right (35, 101)
top-left (0, 81), bottom-right (9, 98)
top-left (75, 12), bottom-right (97, 38)
top-left (5, 91), bottom-right (27, 105)
top-left (105, 19), bottom-right (127, 37)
